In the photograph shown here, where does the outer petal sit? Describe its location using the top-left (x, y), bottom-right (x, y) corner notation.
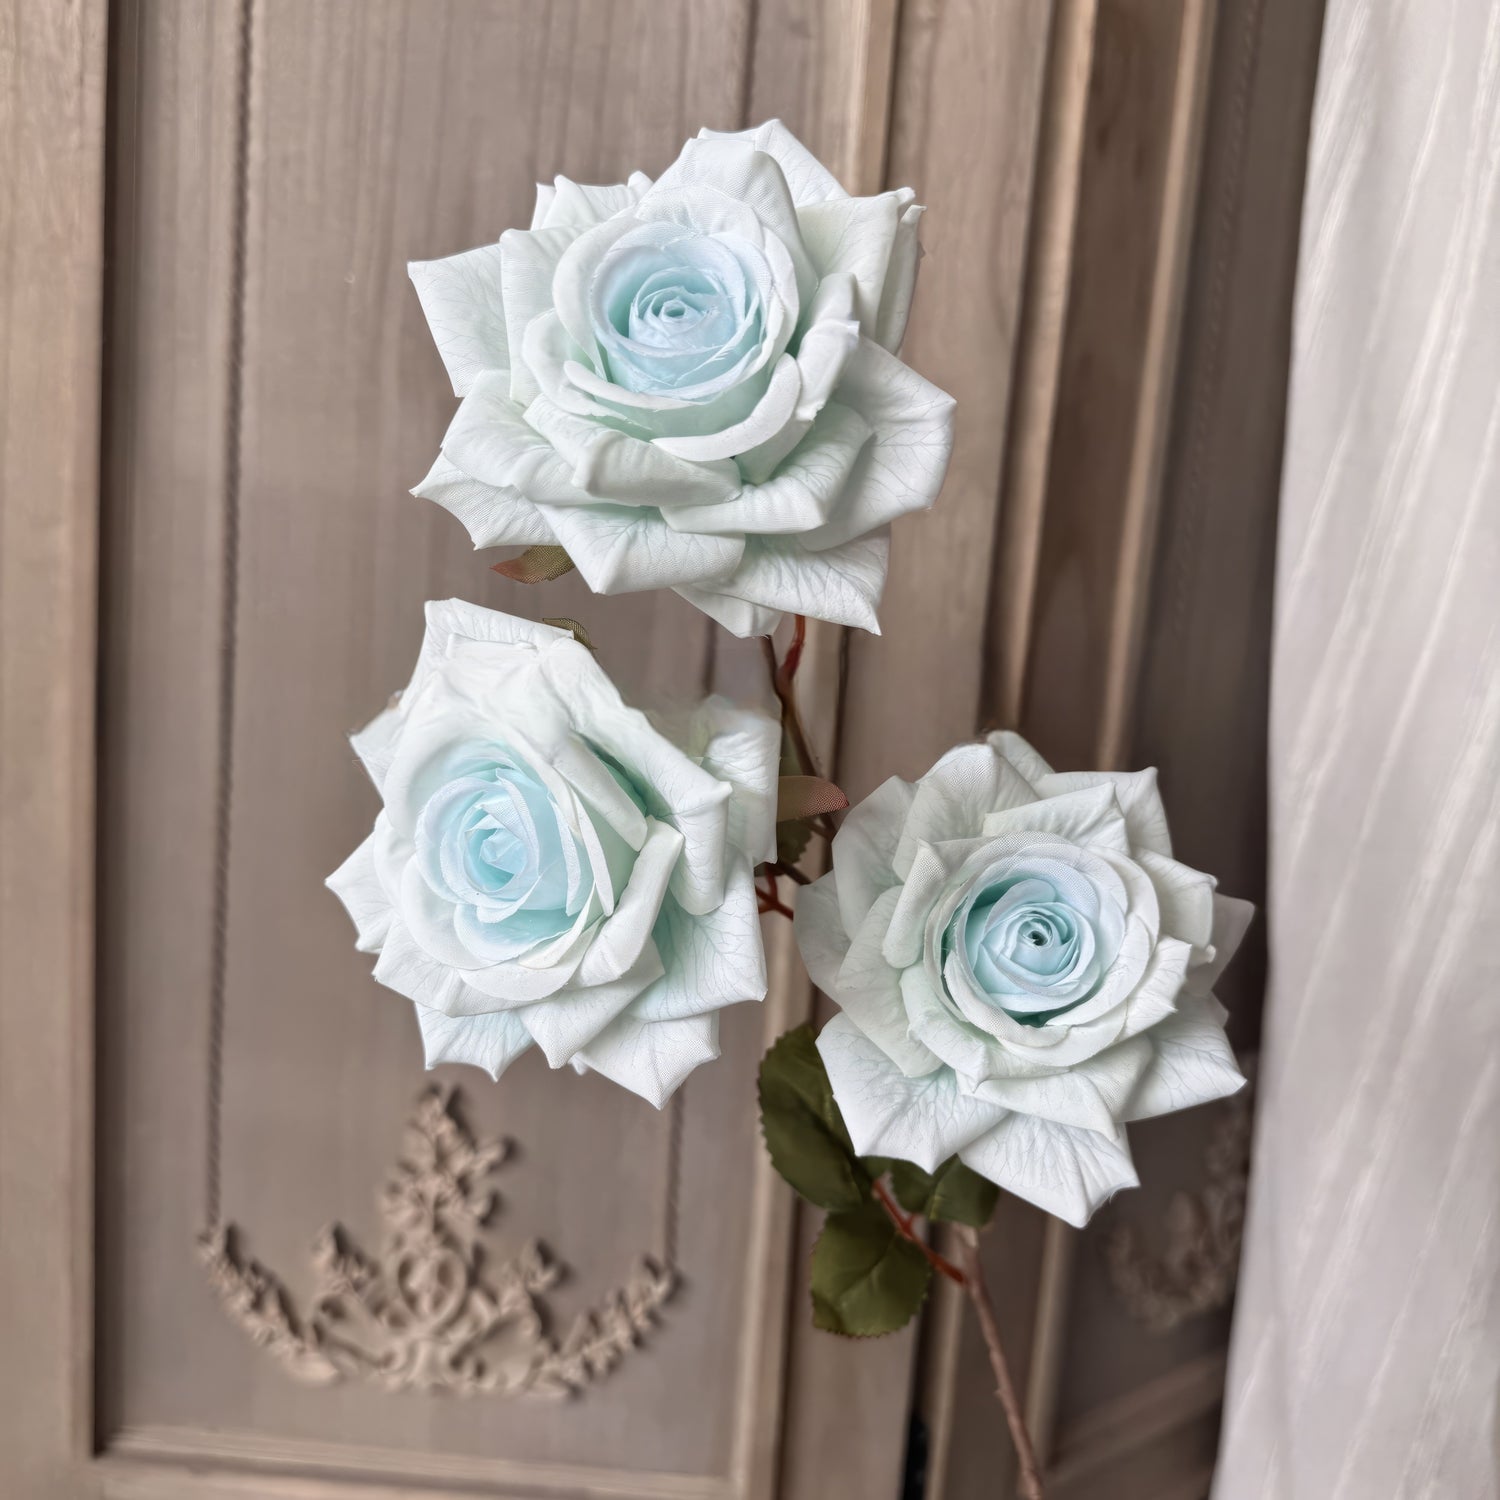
top-left (672, 583), bottom-right (783, 638)
top-left (1137, 849), bottom-right (1216, 950)
top-left (326, 834), bottom-right (394, 953)
top-left (800, 340), bottom-right (956, 552)
top-left (1187, 894), bottom-right (1256, 994)
top-left (874, 202), bottom-right (924, 353)
top-left (533, 172), bottom-right (651, 229)
top-left (816, 1014), bottom-right (1005, 1172)
top-left (795, 188), bottom-right (915, 338)
top-left (1122, 995), bottom-right (1246, 1122)
top-left (1034, 769), bottom-right (1173, 857)
top-left (571, 820), bottom-right (683, 988)
top-left (499, 226), bottom-right (583, 406)
top-left (831, 773), bottom-right (915, 933)
top-left (825, 885), bottom-right (943, 1077)
top-left (694, 699), bottom-right (781, 864)
top-left (793, 871), bottom-right (853, 995)
top-left (980, 784), bottom-right (1131, 855)
top-left (574, 1011), bottom-right (721, 1108)
top-left (411, 453), bottom-right (556, 548)
top-left (698, 120), bottom-right (849, 205)
top-left (630, 863), bottom-right (767, 1023)
top-left (409, 242), bottom-right (510, 396)
top-left (958, 1113), bottom-right (1140, 1228)
top-left (416, 1005), bottom-right (534, 1079)
top-left (545, 504), bottom-right (745, 595)
top-left (708, 530), bottom-right (890, 633)
top-left (970, 1035), bottom-right (1154, 1135)
top-left (894, 741), bottom-right (1038, 876)
top-left (988, 730), bottom-right (1054, 784)
top-left (520, 946), bottom-right (665, 1068)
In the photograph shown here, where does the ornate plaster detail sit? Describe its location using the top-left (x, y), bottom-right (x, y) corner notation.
top-left (1102, 1065), bottom-right (1255, 1333)
top-left (198, 1086), bottom-right (675, 1396)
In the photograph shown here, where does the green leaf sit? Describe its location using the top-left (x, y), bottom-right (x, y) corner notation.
top-left (810, 1202), bottom-right (933, 1337)
top-left (491, 544), bottom-right (575, 583)
top-left (928, 1157), bottom-right (1000, 1228)
top-left (759, 1026), bottom-right (869, 1212)
top-left (886, 1160), bottom-right (937, 1216)
top-left (776, 817), bottom-right (814, 867)
top-left (777, 774), bottom-right (849, 822)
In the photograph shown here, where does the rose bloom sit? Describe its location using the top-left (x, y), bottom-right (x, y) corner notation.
top-left (328, 600), bottom-right (778, 1106)
top-left (408, 120), bottom-right (955, 636)
top-left (794, 732), bottom-right (1250, 1226)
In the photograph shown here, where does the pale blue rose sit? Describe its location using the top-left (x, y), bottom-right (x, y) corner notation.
top-left (328, 601), bottom-right (779, 1106)
top-left (794, 733), bottom-right (1251, 1226)
top-left (406, 121), bottom-right (956, 636)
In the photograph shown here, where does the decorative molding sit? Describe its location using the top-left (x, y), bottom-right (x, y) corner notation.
top-left (1102, 1066), bottom-right (1255, 1333)
top-left (198, 1086), bottom-right (675, 1397)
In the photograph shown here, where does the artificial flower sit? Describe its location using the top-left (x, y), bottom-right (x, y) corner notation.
top-left (408, 120), bottom-right (955, 635)
top-left (794, 731), bottom-right (1250, 1225)
top-left (328, 599), bottom-right (778, 1106)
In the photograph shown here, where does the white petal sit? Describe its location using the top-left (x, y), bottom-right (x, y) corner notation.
top-left (545, 664), bottom-right (733, 914)
top-left (441, 373), bottom-right (596, 506)
top-left (971, 1035), bottom-right (1154, 1135)
top-left (416, 1005), bottom-right (534, 1079)
top-left (631, 863), bottom-right (766, 1023)
top-left (412, 452), bottom-right (556, 548)
top-left (697, 120), bottom-right (848, 205)
top-left (326, 834), bottom-right (394, 953)
top-left (693, 698), bottom-right (781, 864)
top-left (663, 401), bottom-right (872, 537)
top-left (980, 783), bottom-right (1131, 853)
top-left (350, 710), bottom-right (404, 794)
top-left (1136, 849), bottom-right (1216, 949)
top-left (895, 741), bottom-right (1037, 877)
top-left (545, 503), bottom-right (745, 595)
top-left (800, 339), bottom-right (956, 552)
top-left (371, 918), bottom-right (538, 1014)
top-left (409, 242), bottom-right (510, 396)
top-left (793, 871), bottom-right (852, 995)
top-left (672, 583), bottom-right (783, 637)
top-left (826, 886), bottom-right (943, 1078)
top-left (1122, 995), bottom-right (1245, 1122)
top-left (534, 172), bottom-right (651, 229)
top-left (959, 1114), bottom-right (1139, 1228)
top-left (520, 945), bottom-right (665, 1068)
top-left (572, 819), bottom-right (683, 987)
top-left (875, 202), bottom-right (924, 353)
top-left (651, 354), bottom-right (802, 465)
top-left (987, 730), bottom-right (1053, 783)
top-left (422, 596), bottom-right (571, 652)
top-left (832, 774), bottom-right (915, 933)
top-left (817, 1014), bottom-right (1005, 1172)
top-left (525, 395), bottom-right (743, 507)
top-left (795, 188), bottom-right (915, 339)
top-left (708, 530), bottom-right (889, 632)
top-left (574, 1011), bottom-right (721, 1107)
top-left (1034, 769), bottom-right (1173, 857)
top-left (1187, 895), bottom-right (1256, 994)
top-left (499, 226), bottom-right (583, 406)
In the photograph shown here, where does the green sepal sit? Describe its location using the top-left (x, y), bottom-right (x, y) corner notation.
top-left (758, 1026), bottom-right (869, 1213)
top-left (810, 1201), bottom-right (933, 1337)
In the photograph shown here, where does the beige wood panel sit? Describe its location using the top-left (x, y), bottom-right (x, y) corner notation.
top-left (0, 2), bottom-right (108, 1497)
top-left (90, 3), bottom-right (855, 1497)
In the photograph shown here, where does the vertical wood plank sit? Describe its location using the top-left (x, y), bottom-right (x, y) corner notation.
top-left (0, 0), bottom-right (109, 1494)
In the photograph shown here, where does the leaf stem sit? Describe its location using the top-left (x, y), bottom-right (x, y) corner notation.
top-left (955, 1225), bottom-right (1046, 1500)
top-left (871, 1178), bottom-right (966, 1287)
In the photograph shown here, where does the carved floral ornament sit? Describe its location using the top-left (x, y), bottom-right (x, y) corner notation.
top-left (198, 1086), bottom-right (674, 1397)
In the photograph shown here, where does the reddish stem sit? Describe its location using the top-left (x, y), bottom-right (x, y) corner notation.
top-left (871, 1178), bottom-right (966, 1287)
top-left (761, 617), bottom-right (839, 843)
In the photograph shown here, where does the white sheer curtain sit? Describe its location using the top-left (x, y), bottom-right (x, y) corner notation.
top-left (1213, 1), bottom-right (1500, 1496)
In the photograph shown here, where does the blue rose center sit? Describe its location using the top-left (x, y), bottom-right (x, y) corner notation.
top-left (956, 872), bottom-right (1104, 1027)
top-left (414, 746), bottom-right (590, 964)
top-left (590, 233), bottom-right (765, 399)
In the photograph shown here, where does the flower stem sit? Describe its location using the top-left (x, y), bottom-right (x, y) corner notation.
top-left (872, 1178), bottom-right (966, 1286)
top-left (955, 1225), bottom-right (1046, 1500)
top-left (761, 617), bottom-right (839, 842)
